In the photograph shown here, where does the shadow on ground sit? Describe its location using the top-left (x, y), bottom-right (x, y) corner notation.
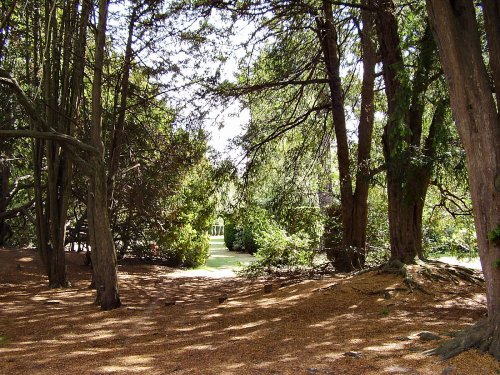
top-left (0, 246), bottom-right (497, 375)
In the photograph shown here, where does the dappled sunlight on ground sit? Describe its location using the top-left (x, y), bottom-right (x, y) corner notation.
top-left (0, 246), bottom-right (498, 374)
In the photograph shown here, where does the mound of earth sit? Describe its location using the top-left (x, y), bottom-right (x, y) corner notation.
top-left (0, 247), bottom-right (498, 374)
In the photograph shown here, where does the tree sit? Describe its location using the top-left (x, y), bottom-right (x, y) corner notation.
top-left (197, 0), bottom-right (378, 270)
top-left (0, 89), bottom-right (14, 246)
top-left (87, 0), bottom-right (121, 310)
top-left (0, 0), bottom-right (121, 309)
top-left (0, 0), bottom-right (92, 287)
top-left (374, 0), bottom-right (446, 264)
top-left (317, 0), bottom-right (376, 270)
top-left (426, 0), bottom-right (500, 359)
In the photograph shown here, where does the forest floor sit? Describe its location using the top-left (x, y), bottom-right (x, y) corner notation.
top-left (0, 245), bottom-right (499, 375)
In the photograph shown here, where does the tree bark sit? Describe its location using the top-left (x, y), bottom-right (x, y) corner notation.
top-left (317, 0), bottom-right (376, 271)
top-left (482, 0), bottom-right (500, 108)
top-left (0, 92), bottom-right (13, 246)
top-left (88, 0), bottom-right (121, 310)
top-left (350, 1), bottom-right (377, 266)
top-left (426, 0), bottom-right (500, 359)
top-left (375, 0), bottom-right (439, 264)
top-left (36, 0), bottom-right (89, 288)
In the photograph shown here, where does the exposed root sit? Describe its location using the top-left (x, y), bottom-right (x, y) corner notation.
top-left (377, 260), bottom-right (433, 295)
top-left (379, 259), bottom-right (408, 277)
top-left (420, 260), bottom-right (484, 285)
top-left (378, 259), bottom-right (483, 294)
top-left (350, 286), bottom-right (408, 296)
top-left (426, 319), bottom-right (500, 360)
top-left (404, 275), bottom-right (433, 295)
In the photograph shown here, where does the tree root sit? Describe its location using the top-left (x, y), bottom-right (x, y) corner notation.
top-left (379, 259), bottom-right (408, 277)
top-left (377, 260), bottom-right (433, 295)
top-left (426, 319), bottom-right (500, 360)
top-left (419, 262), bottom-right (484, 285)
top-left (378, 259), bottom-right (483, 293)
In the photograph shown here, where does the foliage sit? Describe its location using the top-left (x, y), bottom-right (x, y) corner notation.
top-left (423, 184), bottom-right (476, 259)
top-left (224, 198), bottom-right (320, 273)
top-left (5, 216), bottom-right (34, 248)
top-left (126, 153), bottom-right (218, 267)
top-left (282, 206), bottom-right (323, 248)
top-left (233, 227), bottom-right (256, 254)
top-left (254, 224), bottom-right (314, 268)
top-left (157, 224), bottom-right (210, 267)
top-left (230, 206), bottom-right (271, 254)
top-left (223, 221), bottom-right (238, 251)
top-left (239, 222), bottom-right (316, 278)
top-left (365, 185), bottom-right (391, 263)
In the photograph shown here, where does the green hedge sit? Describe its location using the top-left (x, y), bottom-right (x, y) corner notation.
top-left (224, 222), bottom-right (238, 251)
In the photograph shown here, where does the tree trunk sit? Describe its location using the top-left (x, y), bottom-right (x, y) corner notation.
top-left (89, 0), bottom-right (121, 310)
top-left (483, 0), bottom-right (500, 108)
top-left (39, 0), bottom-right (72, 288)
top-left (376, 0), bottom-right (418, 263)
top-left (349, 0), bottom-right (377, 267)
top-left (375, 0), bottom-right (439, 264)
top-left (317, 0), bottom-right (376, 271)
top-left (0, 94), bottom-right (12, 246)
top-left (426, 0), bottom-right (500, 359)
top-left (0, 162), bottom-right (9, 246)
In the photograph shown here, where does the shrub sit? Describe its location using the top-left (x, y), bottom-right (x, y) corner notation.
top-left (234, 226), bottom-right (259, 254)
top-left (157, 224), bottom-right (210, 267)
top-left (283, 206), bottom-right (323, 248)
top-left (255, 225), bottom-right (314, 268)
top-left (237, 221), bottom-right (314, 278)
top-left (224, 222), bottom-right (238, 251)
top-left (224, 206), bottom-right (271, 254)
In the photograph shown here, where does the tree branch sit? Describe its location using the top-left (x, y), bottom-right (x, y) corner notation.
top-left (0, 199), bottom-right (35, 220)
top-left (0, 129), bottom-right (98, 155)
top-left (0, 69), bottom-right (97, 172)
top-left (219, 78), bottom-right (330, 97)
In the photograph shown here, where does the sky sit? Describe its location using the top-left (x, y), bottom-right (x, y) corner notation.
top-left (108, 2), bottom-right (254, 164)
top-left (206, 103), bottom-right (249, 162)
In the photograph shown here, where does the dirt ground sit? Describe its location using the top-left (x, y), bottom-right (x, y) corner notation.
top-left (0, 247), bottom-right (499, 375)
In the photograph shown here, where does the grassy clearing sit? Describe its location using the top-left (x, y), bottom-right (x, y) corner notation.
top-left (198, 236), bottom-right (254, 272)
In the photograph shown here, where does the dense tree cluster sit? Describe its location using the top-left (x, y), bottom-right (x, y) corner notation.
top-left (0, 0), bottom-right (226, 309)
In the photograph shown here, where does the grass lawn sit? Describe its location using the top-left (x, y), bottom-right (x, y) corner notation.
top-left (198, 236), bottom-right (254, 272)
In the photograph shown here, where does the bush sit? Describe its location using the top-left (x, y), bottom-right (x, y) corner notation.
top-left (233, 226), bottom-right (259, 254)
top-left (255, 225), bottom-right (314, 268)
top-left (238, 222), bottom-right (314, 277)
top-left (157, 224), bottom-right (210, 267)
top-left (283, 206), bottom-right (323, 249)
top-left (223, 206), bottom-right (271, 254)
top-left (224, 222), bottom-right (238, 251)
